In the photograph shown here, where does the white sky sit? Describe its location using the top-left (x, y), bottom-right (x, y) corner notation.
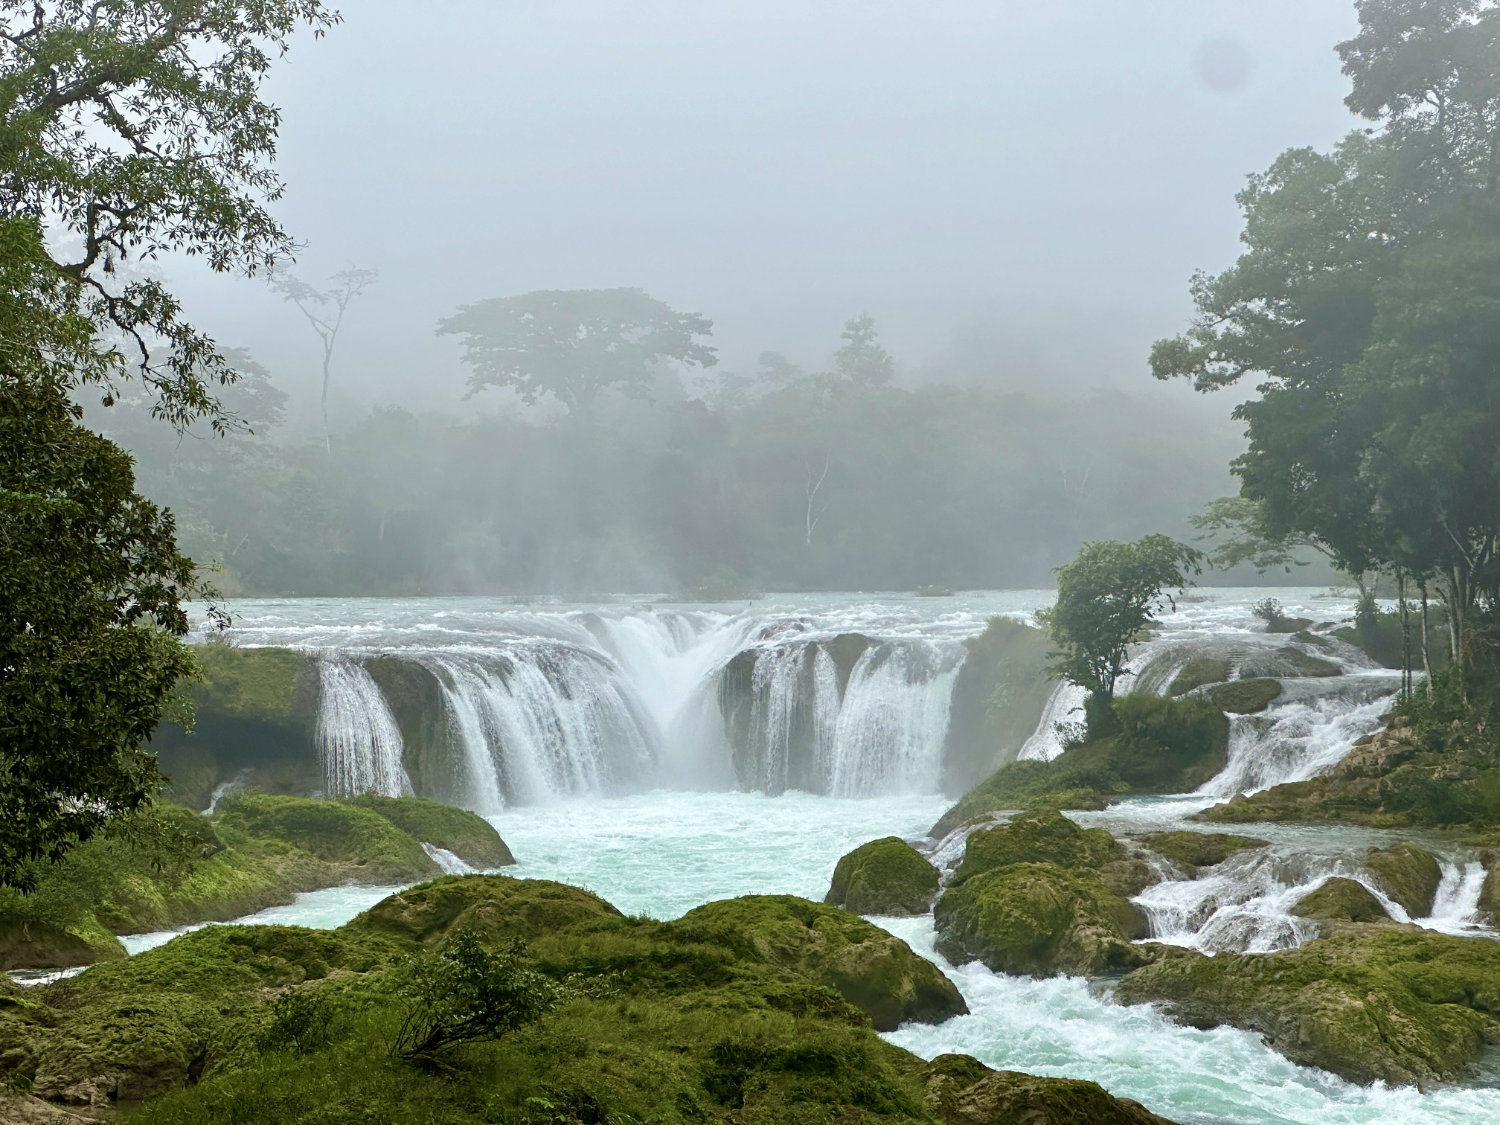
top-left (159, 0), bottom-right (1364, 416)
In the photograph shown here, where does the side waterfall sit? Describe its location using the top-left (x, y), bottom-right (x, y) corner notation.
top-left (314, 660), bottom-right (411, 798)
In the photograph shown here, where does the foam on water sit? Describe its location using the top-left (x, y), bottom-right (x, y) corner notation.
top-left (879, 916), bottom-right (1500, 1125)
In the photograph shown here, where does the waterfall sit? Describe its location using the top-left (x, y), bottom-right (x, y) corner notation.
top-left (421, 646), bottom-right (655, 811)
top-left (1200, 689), bottom-right (1394, 797)
top-left (315, 660), bottom-right (411, 798)
top-left (1017, 682), bottom-right (1087, 762)
top-left (421, 842), bottom-right (477, 875)
top-left (1420, 861), bottom-right (1487, 934)
top-left (827, 645), bottom-right (963, 796)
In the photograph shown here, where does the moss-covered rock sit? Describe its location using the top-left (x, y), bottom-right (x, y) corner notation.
top-left (343, 874), bottom-right (621, 950)
top-left (1292, 878), bottom-right (1391, 923)
top-left (349, 794), bottom-right (514, 869)
top-left (1365, 843), bottom-right (1443, 917)
top-left (1140, 831), bottom-right (1269, 873)
top-left (1200, 677), bottom-right (1283, 715)
top-left (952, 809), bottom-right (1120, 885)
top-left (921, 1053), bottom-right (1175, 1124)
top-left (935, 862), bottom-right (1149, 978)
top-left (1167, 657), bottom-right (1231, 697)
top-left (672, 895), bottom-right (966, 1031)
top-left (940, 618), bottom-right (1056, 794)
top-left (825, 837), bottom-right (938, 916)
top-left (1116, 928), bottom-right (1500, 1085)
top-left (0, 915), bottom-right (124, 971)
top-left (214, 792), bottom-right (437, 884)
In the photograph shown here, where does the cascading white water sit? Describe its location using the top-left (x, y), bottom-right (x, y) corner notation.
top-left (422, 647), bottom-right (654, 811)
top-left (421, 842), bottom-right (477, 875)
top-left (1017, 682), bottom-right (1087, 762)
top-left (827, 645), bottom-right (963, 795)
top-left (1423, 861), bottom-right (1488, 935)
top-left (1201, 690), bottom-right (1395, 796)
top-left (314, 660), bottom-right (411, 798)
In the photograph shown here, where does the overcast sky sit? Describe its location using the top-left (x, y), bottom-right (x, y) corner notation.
top-left (163, 0), bottom-right (1365, 417)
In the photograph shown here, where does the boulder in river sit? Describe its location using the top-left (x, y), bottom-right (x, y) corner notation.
top-left (1290, 878), bottom-right (1391, 924)
top-left (825, 836), bottom-right (939, 916)
top-left (921, 1053), bottom-right (1178, 1124)
top-left (1365, 842), bottom-right (1442, 917)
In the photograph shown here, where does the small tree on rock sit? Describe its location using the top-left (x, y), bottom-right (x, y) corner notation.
top-left (1039, 535), bottom-right (1203, 720)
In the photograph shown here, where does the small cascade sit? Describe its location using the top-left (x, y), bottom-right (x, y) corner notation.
top-left (422, 646), bottom-right (655, 811)
top-left (726, 636), bottom-right (963, 795)
top-left (315, 660), bottom-right (412, 798)
top-left (1016, 682), bottom-right (1087, 762)
top-left (1134, 848), bottom-right (1409, 953)
top-left (1420, 861), bottom-right (1488, 935)
top-left (1200, 689), bottom-right (1395, 797)
top-left (827, 645), bottom-right (964, 796)
top-left (421, 842), bottom-right (477, 875)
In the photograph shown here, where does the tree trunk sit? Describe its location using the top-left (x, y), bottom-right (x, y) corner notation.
top-left (1398, 571), bottom-right (1411, 698)
top-left (1420, 581), bottom-right (1432, 696)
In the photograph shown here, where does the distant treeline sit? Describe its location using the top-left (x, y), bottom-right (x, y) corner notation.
top-left (103, 352), bottom-right (1242, 597)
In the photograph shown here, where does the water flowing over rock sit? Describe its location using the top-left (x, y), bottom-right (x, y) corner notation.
top-left (315, 660), bottom-right (411, 798)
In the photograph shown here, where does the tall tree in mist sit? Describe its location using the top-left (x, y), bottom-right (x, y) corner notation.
top-left (438, 288), bottom-right (717, 424)
top-left (1152, 0), bottom-right (1500, 664)
top-left (0, 0), bottom-right (335, 886)
top-left (273, 267), bottom-right (379, 453)
top-left (833, 314), bottom-right (895, 389)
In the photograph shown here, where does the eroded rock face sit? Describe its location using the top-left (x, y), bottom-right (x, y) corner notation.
top-left (935, 861), bottom-right (1149, 978)
top-left (1116, 929), bottom-right (1500, 1086)
top-left (1365, 843), bottom-right (1442, 917)
top-left (825, 837), bottom-right (939, 916)
top-left (921, 1053), bottom-right (1179, 1125)
top-left (671, 894), bottom-right (967, 1031)
top-left (1291, 878), bottom-right (1391, 924)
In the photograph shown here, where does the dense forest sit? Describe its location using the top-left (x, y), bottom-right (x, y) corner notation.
top-left (99, 327), bottom-right (1241, 597)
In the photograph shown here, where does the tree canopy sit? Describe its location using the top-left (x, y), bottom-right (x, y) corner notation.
top-left (0, 0), bottom-right (333, 885)
top-left (438, 288), bottom-right (717, 422)
top-left (1151, 0), bottom-right (1500, 660)
top-left (1040, 535), bottom-right (1203, 701)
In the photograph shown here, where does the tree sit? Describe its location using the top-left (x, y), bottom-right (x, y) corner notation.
top-left (1039, 535), bottom-right (1203, 703)
top-left (1152, 0), bottom-right (1500, 665)
top-left (438, 288), bottom-right (717, 423)
top-left (832, 314), bottom-right (895, 389)
top-left (273, 267), bottom-right (378, 453)
top-left (0, 1), bottom-right (334, 886)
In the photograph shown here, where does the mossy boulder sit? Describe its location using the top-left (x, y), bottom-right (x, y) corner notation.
top-left (921, 1053), bottom-right (1175, 1124)
top-left (1116, 928), bottom-right (1500, 1085)
top-left (940, 618), bottom-right (1056, 794)
top-left (932, 696), bottom-right (1230, 834)
top-left (672, 895), bottom-right (967, 1031)
top-left (935, 862), bottom-right (1149, 977)
top-left (952, 809), bottom-right (1120, 885)
top-left (825, 837), bottom-right (939, 916)
top-left (1167, 657), bottom-right (1231, 696)
top-left (342, 874), bottom-right (621, 950)
top-left (1365, 843), bottom-right (1443, 917)
top-left (213, 792), bottom-right (437, 884)
top-left (348, 795), bottom-right (514, 868)
top-left (0, 915), bottom-right (124, 971)
top-left (1292, 878), bottom-right (1391, 923)
top-left (1200, 677), bottom-right (1282, 715)
top-left (1140, 831), bottom-right (1269, 873)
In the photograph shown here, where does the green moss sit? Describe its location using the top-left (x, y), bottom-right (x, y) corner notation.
top-left (825, 837), bottom-right (938, 916)
top-left (189, 643), bottom-right (306, 722)
top-left (1168, 657), bottom-right (1231, 696)
top-left (1291, 878), bottom-right (1391, 923)
top-left (934, 862), bottom-right (1148, 978)
top-left (1365, 843), bottom-right (1443, 917)
top-left (342, 874), bottom-right (622, 951)
top-left (349, 795), bottom-right (515, 869)
top-left (920, 1053), bottom-right (1171, 1124)
top-left (672, 895), bottom-right (966, 1031)
top-left (952, 809), bottom-right (1120, 885)
top-left (214, 792), bottom-right (437, 884)
top-left (1201, 678), bottom-right (1283, 714)
top-left (1117, 928), bottom-right (1500, 1085)
top-left (933, 696), bottom-right (1230, 834)
top-left (1140, 831), bottom-right (1269, 871)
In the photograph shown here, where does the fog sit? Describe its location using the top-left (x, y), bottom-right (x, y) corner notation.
top-left (162, 0), bottom-right (1360, 409)
top-left (116, 1), bottom-right (1368, 595)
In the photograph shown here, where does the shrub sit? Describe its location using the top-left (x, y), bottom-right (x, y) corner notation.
top-left (393, 930), bottom-right (557, 1060)
top-left (258, 989), bottom-right (336, 1055)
